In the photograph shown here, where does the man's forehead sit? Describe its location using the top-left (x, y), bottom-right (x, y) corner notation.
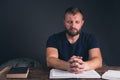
top-left (65, 13), bottom-right (83, 19)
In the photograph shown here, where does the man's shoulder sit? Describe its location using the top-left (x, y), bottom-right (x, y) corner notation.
top-left (80, 31), bottom-right (97, 42)
top-left (46, 31), bottom-right (66, 46)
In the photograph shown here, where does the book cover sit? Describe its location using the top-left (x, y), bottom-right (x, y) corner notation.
top-left (49, 69), bottom-right (101, 79)
top-left (6, 67), bottom-right (29, 78)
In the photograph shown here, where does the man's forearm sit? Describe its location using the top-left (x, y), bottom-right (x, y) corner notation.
top-left (47, 57), bottom-right (70, 71)
top-left (84, 57), bottom-right (102, 70)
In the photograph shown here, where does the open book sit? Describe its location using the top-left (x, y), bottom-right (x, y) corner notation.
top-left (6, 67), bottom-right (29, 78)
top-left (102, 70), bottom-right (120, 80)
top-left (49, 69), bottom-right (101, 79)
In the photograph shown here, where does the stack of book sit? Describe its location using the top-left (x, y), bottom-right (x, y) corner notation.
top-left (6, 67), bottom-right (29, 78)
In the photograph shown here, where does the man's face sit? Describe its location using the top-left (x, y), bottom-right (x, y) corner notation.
top-left (64, 12), bottom-right (84, 37)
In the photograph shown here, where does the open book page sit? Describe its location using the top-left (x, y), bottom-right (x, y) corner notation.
top-left (102, 70), bottom-right (120, 80)
top-left (49, 69), bottom-right (101, 79)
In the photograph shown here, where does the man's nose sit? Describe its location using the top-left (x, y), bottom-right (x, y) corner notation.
top-left (71, 22), bottom-right (76, 28)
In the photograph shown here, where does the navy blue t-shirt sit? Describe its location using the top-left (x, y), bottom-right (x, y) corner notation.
top-left (46, 31), bottom-right (100, 61)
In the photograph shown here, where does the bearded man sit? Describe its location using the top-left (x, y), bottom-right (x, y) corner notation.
top-left (46, 6), bottom-right (102, 74)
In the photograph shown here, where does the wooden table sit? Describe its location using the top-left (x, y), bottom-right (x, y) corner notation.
top-left (0, 66), bottom-right (120, 80)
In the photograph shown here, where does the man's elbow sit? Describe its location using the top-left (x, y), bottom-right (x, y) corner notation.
top-left (99, 62), bottom-right (102, 68)
top-left (46, 57), bottom-right (51, 67)
top-left (46, 57), bottom-right (55, 68)
top-left (97, 58), bottom-right (102, 68)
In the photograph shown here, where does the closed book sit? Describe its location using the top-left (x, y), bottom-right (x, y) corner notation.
top-left (6, 67), bottom-right (29, 78)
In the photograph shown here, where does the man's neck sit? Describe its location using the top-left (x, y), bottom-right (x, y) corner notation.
top-left (66, 33), bottom-right (80, 44)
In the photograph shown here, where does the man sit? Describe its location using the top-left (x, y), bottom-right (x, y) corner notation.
top-left (46, 7), bottom-right (102, 74)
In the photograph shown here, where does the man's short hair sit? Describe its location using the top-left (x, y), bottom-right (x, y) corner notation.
top-left (64, 6), bottom-right (84, 19)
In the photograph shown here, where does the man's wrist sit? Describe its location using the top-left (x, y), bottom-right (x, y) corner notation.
top-left (84, 62), bottom-right (90, 71)
top-left (65, 62), bottom-right (71, 71)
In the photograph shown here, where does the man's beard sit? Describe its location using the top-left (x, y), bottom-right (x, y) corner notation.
top-left (66, 27), bottom-right (80, 37)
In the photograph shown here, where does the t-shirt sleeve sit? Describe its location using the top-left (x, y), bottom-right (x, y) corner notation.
top-left (46, 35), bottom-right (58, 48)
top-left (88, 35), bottom-right (100, 49)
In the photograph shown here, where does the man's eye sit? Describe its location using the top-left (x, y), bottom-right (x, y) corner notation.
top-left (76, 21), bottom-right (80, 24)
top-left (67, 21), bottom-right (72, 24)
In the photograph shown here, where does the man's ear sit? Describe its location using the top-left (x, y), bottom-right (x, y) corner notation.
top-left (81, 20), bottom-right (84, 26)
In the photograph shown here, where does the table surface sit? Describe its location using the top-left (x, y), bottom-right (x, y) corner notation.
top-left (0, 66), bottom-right (120, 80)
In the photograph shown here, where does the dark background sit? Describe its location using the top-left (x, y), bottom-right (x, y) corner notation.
top-left (0, 0), bottom-right (120, 69)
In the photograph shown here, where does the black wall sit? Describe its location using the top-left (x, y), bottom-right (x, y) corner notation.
top-left (0, 0), bottom-right (120, 68)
